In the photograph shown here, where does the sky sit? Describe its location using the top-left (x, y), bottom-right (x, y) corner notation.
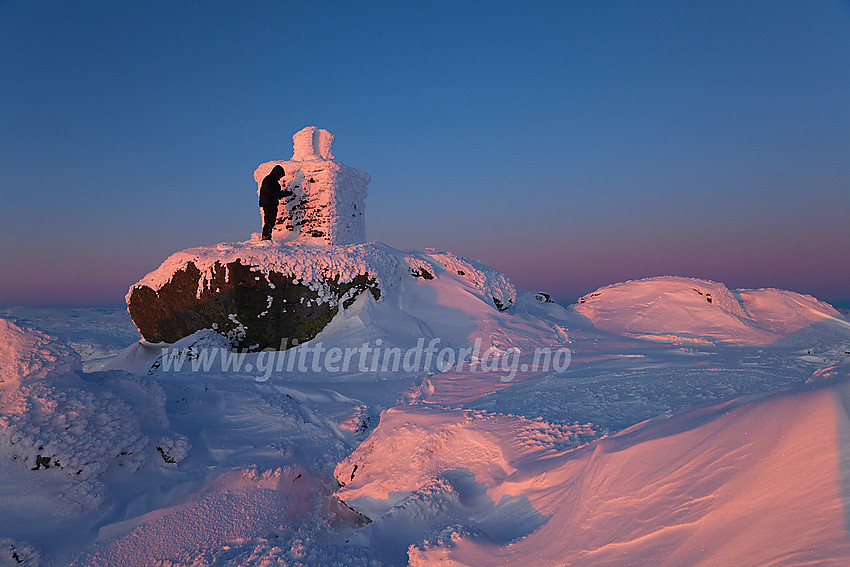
top-left (1, 0), bottom-right (849, 307)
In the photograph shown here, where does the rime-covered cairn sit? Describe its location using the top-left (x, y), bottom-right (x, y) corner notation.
top-left (126, 126), bottom-right (516, 350)
top-left (254, 126), bottom-right (370, 244)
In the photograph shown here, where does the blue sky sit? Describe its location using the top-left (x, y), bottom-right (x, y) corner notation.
top-left (1, 0), bottom-right (849, 306)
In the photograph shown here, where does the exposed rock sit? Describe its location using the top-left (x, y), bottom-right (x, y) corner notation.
top-left (126, 241), bottom-right (517, 350)
top-left (128, 257), bottom-right (379, 350)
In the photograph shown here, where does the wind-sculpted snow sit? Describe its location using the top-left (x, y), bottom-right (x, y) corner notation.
top-left (0, 318), bottom-right (183, 517)
top-left (0, 317), bottom-right (81, 384)
top-left (336, 406), bottom-right (597, 502)
top-left (334, 406), bottom-right (597, 563)
top-left (3, 271), bottom-right (850, 564)
top-left (0, 380), bottom-right (148, 480)
top-left (410, 384), bottom-right (850, 566)
top-left (576, 275), bottom-right (848, 344)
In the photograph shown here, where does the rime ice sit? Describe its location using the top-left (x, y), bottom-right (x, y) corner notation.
top-left (254, 126), bottom-right (370, 245)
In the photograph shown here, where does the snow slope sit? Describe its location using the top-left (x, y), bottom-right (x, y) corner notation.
top-left (1, 269), bottom-right (850, 565)
top-left (406, 383), bottom-right (850, 566)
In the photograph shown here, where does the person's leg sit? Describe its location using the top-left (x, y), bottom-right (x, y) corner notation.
top-left (262, 206), bottom-right (276, 240)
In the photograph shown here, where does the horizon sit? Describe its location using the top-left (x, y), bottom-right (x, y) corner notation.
top-left (2, 1), bottom-right (849, 307)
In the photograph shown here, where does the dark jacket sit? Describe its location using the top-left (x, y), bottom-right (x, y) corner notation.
top-left (259, 165), bottom-right (286, 208)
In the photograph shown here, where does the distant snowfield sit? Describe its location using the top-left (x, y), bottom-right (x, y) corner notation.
top-left (1, 271), bottom-right (850, 566)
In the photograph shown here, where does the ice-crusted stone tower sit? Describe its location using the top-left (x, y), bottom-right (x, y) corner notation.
top-left (254, 126), bottom-right (370, 245)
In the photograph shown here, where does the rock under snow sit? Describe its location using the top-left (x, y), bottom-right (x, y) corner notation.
top-left (126, 241), bottom-right (516, 349)
top-left (0, 318), bottom-right (175, 493)
top-left (254, 126), bottom-right (369, 245)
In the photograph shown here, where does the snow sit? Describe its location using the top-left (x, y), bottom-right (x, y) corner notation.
top-left (0, 307), bottom-right (140, 372)
top-left (0, 317), bottom-right (81, 384)
top-left (575, 275), bottom-right (849, 345)
top-left (2, 269), bottom-right (850, 565)
top-left (254, 127), bottom-right (369, 245)
top-left (409, 384), bottom-right (850, 566)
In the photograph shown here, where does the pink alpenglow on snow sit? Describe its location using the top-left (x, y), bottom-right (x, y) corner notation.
top-left (254, 126), bottom-right (370, 245)
top-left (575, 276), bottom-right (848, 345)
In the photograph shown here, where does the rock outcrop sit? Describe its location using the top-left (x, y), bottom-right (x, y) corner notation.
top-left (126, 242), bottom-right (516, 350)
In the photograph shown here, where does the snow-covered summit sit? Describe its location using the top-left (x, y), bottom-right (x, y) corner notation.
top-left (254, 127), bottom-right (369, 245)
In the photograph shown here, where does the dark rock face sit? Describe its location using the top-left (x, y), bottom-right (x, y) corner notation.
top-left (128, 259), bottom-right (379, 349)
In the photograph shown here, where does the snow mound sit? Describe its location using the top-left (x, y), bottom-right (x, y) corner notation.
top-left (105, 329), bottom-right (231, 375)
top-left (0, 380), bottom-right (148, 480)
top-left (575, 276), bottom-right (847, 344)
top-left (335, 406), bottom-right (597, 560)
top-left (737, 287), bottom-right (845, 335)
top-left (0, 318), bottom-right (81, 384)
top-left (337, 406), bottom-right (596, 504)
top-left (0, 317), bottom-right (179, 531)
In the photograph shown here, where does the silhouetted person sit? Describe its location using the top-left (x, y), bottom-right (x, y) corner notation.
top-left (259, 165), bottom-right (287, 240)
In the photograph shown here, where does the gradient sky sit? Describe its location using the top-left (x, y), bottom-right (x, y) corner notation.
top-left (1, 1), bottom-right (849, 307)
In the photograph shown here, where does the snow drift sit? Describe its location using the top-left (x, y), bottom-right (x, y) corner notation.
top-left (342, 384), bottom-right (850, 566)
top-left (575, 276), bottom-right (847, 345)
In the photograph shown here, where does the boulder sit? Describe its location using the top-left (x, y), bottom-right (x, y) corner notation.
top-left (127, 243), bottom-right (382, 350)
top-left (126, 242), bottom-right (517, 350)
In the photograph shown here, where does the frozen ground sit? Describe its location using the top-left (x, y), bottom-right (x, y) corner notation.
top-left (1, 273), bottom-right (850, 566)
